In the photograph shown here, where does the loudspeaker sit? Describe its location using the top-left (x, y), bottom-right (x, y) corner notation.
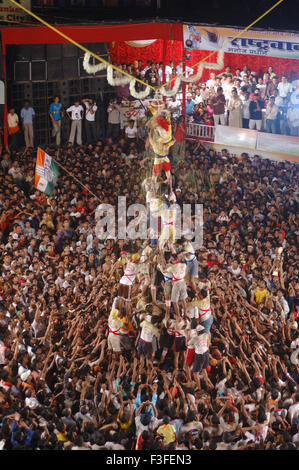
top-left (59, 81), bottom-right (70, 107)
top-left (31, 45), bottom-right (46, 60)
top-left (14, 45), bottom-right (31, 61)
top-left (14, 61), bottom-right (30, 82)
top-left (24, 83), bottom-right (32, 101)
top-left (63, 57), bottom-right (79, 79)
top-left (31, 61), bottom-right (47, 81)
top-left (62, 44), bottom-right (78, 58)
top-left (46, 44), bottom-right (62, 60)
top-left (48, 60), bottom-right (63, 80)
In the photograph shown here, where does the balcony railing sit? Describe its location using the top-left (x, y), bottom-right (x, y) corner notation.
top-left (186, 120), bottom-right (215, 141)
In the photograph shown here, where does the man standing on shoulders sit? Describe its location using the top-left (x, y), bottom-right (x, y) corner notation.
top-left (210, 87), bottom-right (226, 126)
top-left (66, 100), bottom-right (84, 146)
top-left (82, 98), bottom-right (98, 145)
top-left (49, 96), bottom-right (63, 148)
top-left (20, 100), bottom-right (35, 151)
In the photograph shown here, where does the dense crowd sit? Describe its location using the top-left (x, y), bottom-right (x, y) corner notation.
top-left (5, 61), bottom-right (299, 156)
top-left (1, 62), bottom-right (299, 451)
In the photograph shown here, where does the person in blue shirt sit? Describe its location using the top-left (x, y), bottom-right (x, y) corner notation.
top-left (49, 96), bottom-right (63, 147)
top-left (185, 95), bottom-right (195, 117)
top-left (20, 100), bottom-right (35, 150)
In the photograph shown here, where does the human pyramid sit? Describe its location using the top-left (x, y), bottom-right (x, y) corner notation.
top-left (105, 93), bottom-right (214, 393)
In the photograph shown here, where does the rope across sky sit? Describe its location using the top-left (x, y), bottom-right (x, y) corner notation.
top-left (8, 0), bottom-right (284, 98)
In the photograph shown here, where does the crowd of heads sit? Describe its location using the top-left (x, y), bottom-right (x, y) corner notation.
top-left (0, 65), bottom-right (299, 450)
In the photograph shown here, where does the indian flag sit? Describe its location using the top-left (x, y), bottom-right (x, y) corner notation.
top-left (34, 148), bottom-right (59, 196)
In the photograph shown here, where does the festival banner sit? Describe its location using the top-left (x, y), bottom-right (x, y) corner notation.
top-left (0, 0), bottom-right (31, 23)
top-left (183, 25), bottom-right (299, 59)
top-left (120, 100), bottom-right (146, 129)
top-left (34, 148), bottom-right (59, 196)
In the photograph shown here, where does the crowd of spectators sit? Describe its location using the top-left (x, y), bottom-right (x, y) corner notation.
top-left (113, 60), bottom-right (299, 136)
top-left (0, 59), bottom-right (298, 452)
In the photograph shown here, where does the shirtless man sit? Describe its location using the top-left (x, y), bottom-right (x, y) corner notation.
top-left (118, 253), bottom-right (141, 316)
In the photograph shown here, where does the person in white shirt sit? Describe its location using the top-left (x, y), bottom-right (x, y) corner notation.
top-left (277, 75), bottom-right (293, 99)
top-left (167, 95), bottom-right (181, 119)
top-left (256, 77), bottom-right (267, 99)
top-left (206, 72), bottom-right (216, 89)
top-left (66, 100), bottom-right (84, 145)
top-left (82, 98), bottom-right (97, 144)
top-left (240, 91), bottom-right (251, 128)
top-left (176, 59), bottom-right (183, 76)
top-left (7, 108), bottom-right (20, 151)
top-left (223, 75), bottom-right (234, 102)
top-left (277, 289), bottom-right (290, 320)
top-left (137, 314), bottom-right (159, 368)
top-left (265, 96), bottom-right (279, 133)
top-left (165, 61), bottom-right (174, 83)
top-left (125, 119), bottom-right (138, 142)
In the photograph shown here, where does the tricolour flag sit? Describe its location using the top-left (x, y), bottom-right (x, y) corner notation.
top-left (34, 148), bottom-right (59, 196)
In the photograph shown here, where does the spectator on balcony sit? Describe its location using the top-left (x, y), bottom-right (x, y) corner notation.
top-left (200, 83), bottom-right (210, 103)
top-left (192, 103), bottom-right (204, 124)
top-left (278, 75), bottom-right (293, 100)
top-left (249, 91), bottom-right (263, 131)
top-left (240, 90), bottom-right (251, 129)
top-left (287, 104), bottom-right (299, 136)
top-left (66, 100), bottom-right (84, 146)
top-left (223, 74), bottom-right (234, 103)
top-left (20, 100), bottom-right (35, 151)
top-left (49, 96), bottom-right (63, 148)
top-left (227, 88), bottom-right (242, 128)
top-left (265, 96), bottom-right (279, 134)
top-left (206, 72), bottom-right (217, 89)
top-left (82, 98), bottom-right (97, 145)
top-left (7, 108), bottom-right (20, 152)
top-left (210, 87), bottom-right (226, 126)
top-left (234, 78), bottom-right (242, 96)
top-left (200, 111), bottom-right (213, 127)
top-left (185, 94), bottom-right (195, 117)
top-left (107, 98), bottom-right (121, 143)
top-left (255, 77), bottom-right (267, 100)
top-left (168, 95), bottom-right (181, 120)
top-left (206, 99), bottom-right (214, 121)
top-left (266, 76), bottom-right (278, 99)
top-left (267, 65), bottom-right (276, 79)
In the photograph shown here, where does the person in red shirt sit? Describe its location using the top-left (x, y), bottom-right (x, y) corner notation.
top-left (171, 116), bottom-right (186, 164)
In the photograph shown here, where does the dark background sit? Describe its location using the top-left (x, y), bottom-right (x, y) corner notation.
top-left (29, 0), bottom-right (299, 31)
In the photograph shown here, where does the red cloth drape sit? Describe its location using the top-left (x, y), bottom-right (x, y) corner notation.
top-left (109, 40), bottom-right (299, 82)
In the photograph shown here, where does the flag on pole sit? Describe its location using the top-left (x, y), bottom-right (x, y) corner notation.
top-left (34, 148), bottom-right (59, 196)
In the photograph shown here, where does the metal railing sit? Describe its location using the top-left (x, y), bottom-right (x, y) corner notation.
top-left (186, 120), bottom-right (215, 141)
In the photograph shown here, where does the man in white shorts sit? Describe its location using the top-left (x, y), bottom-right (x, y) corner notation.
top-left (118, 253), bottom-right (141, 316)
top-left (167, 253), bottom-right (188, 319)
top-left (158, 192), bottom-right (179, 252)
